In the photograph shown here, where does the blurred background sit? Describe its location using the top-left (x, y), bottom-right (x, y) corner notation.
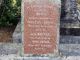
top-left (0, 0), bottom-right (21, 42)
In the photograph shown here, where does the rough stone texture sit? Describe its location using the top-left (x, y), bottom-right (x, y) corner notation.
top-left (60, 36), bottom-right (80, 56)
top-left (12, 22), bottom-right (22, 43)
top-left (23, 0), bottom-right (60, 54)
top-left (0, 56), bottom-right (80, 60)
top-left (60, 22), bottom-right (80, 28)
top-left (60, 0), bottom-right (80, 28)
top-left (61, 0), bottom-right (78, 23)
top-left (60, 0), bottom-right (80, 56)
top-left (60, 36), bottom-right (80, 44)
top-left (59, 44), bottom-right (80, 56)
top-left (0, 43), bottom-right (22, 55)
top-left (77, 4), bottom-right (80, 22)
top-left (0, 55), bottom-right (66, 60)
top-left (0, 56), bottom-right (62, 60)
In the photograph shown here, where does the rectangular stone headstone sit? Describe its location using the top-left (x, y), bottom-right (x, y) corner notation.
top-left (22, 0), bottom-right (61, 56)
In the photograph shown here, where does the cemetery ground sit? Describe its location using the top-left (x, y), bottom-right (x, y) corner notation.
top-left (0, 26), bottom-right (16, 42)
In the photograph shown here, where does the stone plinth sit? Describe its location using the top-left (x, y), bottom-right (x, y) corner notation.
top-left (0, 43), bottom-right (22, 55)
top-left (12, 22), bottom-right (22, 43)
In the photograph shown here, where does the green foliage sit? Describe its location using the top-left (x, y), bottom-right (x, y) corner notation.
top-left (0, 0), bottom-right (21, 27)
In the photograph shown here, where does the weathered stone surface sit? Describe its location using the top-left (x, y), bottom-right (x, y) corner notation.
top-left (0, 56), bottom-right (62, 60)
top-left (64, 56), bottom-right (80, 60)
top-left (1, 56), bottom-right (80, 60)
top-left (0, 43), bottom-right (22, 55)
top-left (60, 0), bottom-right (80, 56)
top-left (61, 0), bottom-right (78, 23)
top-left (60, 36), bottom-right (80, 44)
top-left (60, 22), bottom-right (80, 28)
top-left (59, 44), bottom-right (80, 56)
top-left (77, 4), bottom-right (80, 21)
top-left (12, 22), bottom-right (22, 43)
top-left (23, 0), bottom-right (61, 55)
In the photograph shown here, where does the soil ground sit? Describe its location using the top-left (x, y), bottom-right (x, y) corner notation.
top-left (0, 26), bottom-right (16, 43)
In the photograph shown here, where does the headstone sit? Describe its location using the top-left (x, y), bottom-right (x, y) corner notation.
top-left (22, 0), bottom-right (61, 57)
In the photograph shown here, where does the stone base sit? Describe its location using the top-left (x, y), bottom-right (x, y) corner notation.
top-left (59, 44), bottom-right (80, 56)
top-left (12, 22), bottom-right (22, 43)
top-left (0, 43), bottom-right (22, 55)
